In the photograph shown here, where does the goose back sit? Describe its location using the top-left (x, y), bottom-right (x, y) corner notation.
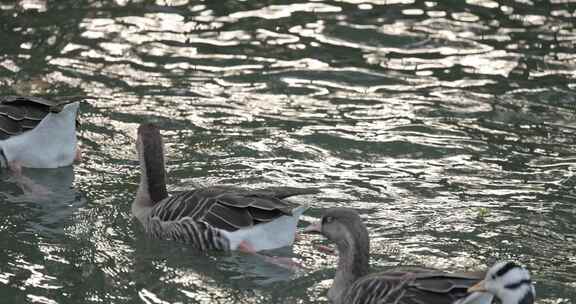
top-left (141, 186), bottom-right (316, 251)
top-left (343, 269), bottom-right (487, 304)
top-left (0, 96), bottom-right (83, 140)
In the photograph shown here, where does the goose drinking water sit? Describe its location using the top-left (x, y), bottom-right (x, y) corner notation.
top-left (0, 96), bottom-right (84, 194)
top-left (0, 95), bottom-right (82, 170)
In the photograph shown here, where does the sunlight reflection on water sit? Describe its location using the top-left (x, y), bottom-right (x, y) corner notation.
top-left (1, 0), bottom-right (576, 303)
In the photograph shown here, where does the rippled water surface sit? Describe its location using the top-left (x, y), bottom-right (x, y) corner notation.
top-left (1, 0), bottom-right (576, 303)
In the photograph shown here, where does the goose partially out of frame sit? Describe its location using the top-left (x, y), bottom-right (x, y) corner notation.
top-left (1, 96), bottom-right (84, 195)
top-left (0, 95), bottom-right (83, 171)
top-left (304, 207), bottom-right (535, 304)
top-left (467, 261), bottom-right (535, 304)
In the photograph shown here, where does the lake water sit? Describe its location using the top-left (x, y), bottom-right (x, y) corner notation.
top-left (1, 0), bottom-right (575, 303)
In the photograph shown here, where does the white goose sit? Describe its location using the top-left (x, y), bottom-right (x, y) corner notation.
top-left (133, 123), bottom-right (317, 255)
top-left (0, 96), bottom-right (83, 172)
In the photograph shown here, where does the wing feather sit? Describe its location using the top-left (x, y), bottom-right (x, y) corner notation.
top-left (248, 207), bottom-right (286, 222)
top-left (343, 269), bottom-right (484, 304)
top-left (247, 186), bottom-right (320, 199)
top-left (247, 196), bottom-right (293, 213)
top-left (205, 203), bottom-right (253, 230)
top-left (0, 104), bottom-right (25, 120)
top-left (148, 186), bottom-right (311, 232)
top-left (216, 193), bottom-right (293, 214)
top-left (1, 95), bottom-right (89, 109)
top-left (213, 194), bottom-right (255, 208)
top-left (0, 115), bottom-right (22, 139)
top-left (0, 96), bottom-right (87, 140)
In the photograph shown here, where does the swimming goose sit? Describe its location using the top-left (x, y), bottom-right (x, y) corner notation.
top-left (467, 261), bottom-right (535, 304)
top-left (134, 123), bottom-right (317, 253)
top-left (0, 95), bottom-right (83, 171)
top-left (304, 208), bottom-right (505, 304)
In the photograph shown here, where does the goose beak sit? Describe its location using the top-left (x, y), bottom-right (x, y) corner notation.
top-left (303, 222), bottom-right (322, 234)
top-left (468, 280), bottom-right (488, 292)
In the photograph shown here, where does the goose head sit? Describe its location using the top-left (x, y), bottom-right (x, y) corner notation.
top-left (304, 208), bottom-right (369, 251)
top-left (134, 123), bottom-right (168, 209)
top-left (304, 208), bottom-right (370, 303)
top-left (469, 261), bottom-right (535, 304)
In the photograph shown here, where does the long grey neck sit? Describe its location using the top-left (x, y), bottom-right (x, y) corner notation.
top-left (133, 137), bottom-right (168, 219)
top-left (329, 235), bottom-right (370, 303)
top-left (133, 167), bottom-right (153, 219)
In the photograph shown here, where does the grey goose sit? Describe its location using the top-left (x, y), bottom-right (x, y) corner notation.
top-left (134, 123), bottom-right (317, 254)
top-left (304, 208), bottom-right (535, 304)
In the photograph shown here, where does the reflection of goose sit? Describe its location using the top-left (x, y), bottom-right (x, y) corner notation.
top-left (133, 123), bottom-right (316, 253)
top-left (132, 242), bottom-right (298, 291)
top-left (1, 165), bottom-right (84, 237)
top-left (0, 96), bottom-right (83, 171)
top-left (1, 165), bottom-right (77, 201)
top-left (304, 208), bottom-right (535, 304)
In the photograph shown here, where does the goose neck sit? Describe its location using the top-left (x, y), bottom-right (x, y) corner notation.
top-left (330, 237), bottom-right (370, 303)
top-left (134, 130), bottom-right (168, 211)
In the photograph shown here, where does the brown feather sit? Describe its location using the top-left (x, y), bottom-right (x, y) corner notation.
top-left (0, 115), bottom-right (22, 136)
top-left (248, 207), bottom-right (286, 222)
top-left (0, 105), bottom-right (25, 120)
top-left (204, 204), bottom-right (253, 230)
top-left (138, 124), bottom-right (168, 203)
top-left (148, 186), bottom-right (311, 233)
top-left (22, 104), bottom-right (49, 121)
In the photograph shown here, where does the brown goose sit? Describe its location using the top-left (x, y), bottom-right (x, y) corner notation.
top-left (0, 96), bottom-right (83, 171)
top-left (133, 123), bottom-right (317, 252)
top-left (304, 208), bottom-right (534, 304)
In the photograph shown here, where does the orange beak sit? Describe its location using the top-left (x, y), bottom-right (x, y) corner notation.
top-left (303, 222), bottom-right (322, 234)
top-left (468, 280), bottom-right (488, 293)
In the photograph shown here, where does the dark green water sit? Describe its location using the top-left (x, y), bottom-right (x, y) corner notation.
top-left (1, 0), bottom-right (576, 303)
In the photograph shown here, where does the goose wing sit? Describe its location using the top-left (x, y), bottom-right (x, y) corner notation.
top-left (0, 96), bottom-right (87, 139)
top-left (345, 269), bottom-right (485, 304)
top-left (149, 186), bottom-right (315, 232)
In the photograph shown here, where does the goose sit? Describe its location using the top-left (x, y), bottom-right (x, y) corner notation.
top-left (467, 261), bottom-right (535, 304)
top-left (1, 96), bottom-right (85, 196)
top-left (304, 207), bottom-right (534, 304)
top-left (0, 95), bottom-right (83, 172)
top-left (133, 123), bottom-right (317, 257)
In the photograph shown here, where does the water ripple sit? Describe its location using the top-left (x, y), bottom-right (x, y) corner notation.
top-left (1, 0), bottom-right (576, 303)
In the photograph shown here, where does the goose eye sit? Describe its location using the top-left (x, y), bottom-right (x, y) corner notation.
top-left (323, 216), bottom-right (334, 224)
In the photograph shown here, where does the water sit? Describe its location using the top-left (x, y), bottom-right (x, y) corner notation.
top-left (1, 0), bottom-right (575, 303)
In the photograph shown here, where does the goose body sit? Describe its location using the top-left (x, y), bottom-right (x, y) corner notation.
top-left (133, 123), bottom-right (315, 252)
top-left (0, 96), bottom-right (81, 168)
top-left (339, 268), bottom-right (489, 304)
top-left (305, 208), bottom-right (533, 304)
